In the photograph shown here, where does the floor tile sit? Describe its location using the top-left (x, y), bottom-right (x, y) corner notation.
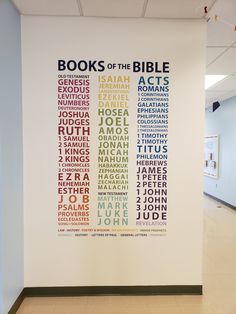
top-left (17, 196), bottom-right (236, 314)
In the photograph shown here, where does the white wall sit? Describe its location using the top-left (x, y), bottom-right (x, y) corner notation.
top-left (204, 96), bottom-right (236, 207)
top-left (0, 0), bottom-right (23, 312)
top-left (22, 16), bottom-right (205, 287)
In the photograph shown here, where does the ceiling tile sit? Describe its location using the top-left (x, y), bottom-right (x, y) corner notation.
top-left (206, 47), bottom-right (226, 66)
top-left (80, 0), bottom-right (145, 17)
top-left (207, 19), bottom-right (236, 47)
top-left (208, 0), bottom-right (236, 27)
top-left (205, 90), bottom-right (235, 105)
top-left (206, 90), bottom-right (225, 99)
top-left (208, 75), bottom-right (236, 92)
top-left (222, 91), bottom-right (236, 100)
top-left (206, 47), bottom-right (236, 75)
top-left (207, 0), bottom-right (236, 46)
top-left (145, 0), bottom-right (215, 18)
top-left (12, 0), bottom-right (80, 16)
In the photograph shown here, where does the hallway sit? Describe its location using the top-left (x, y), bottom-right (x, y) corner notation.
top-left (16, 196), bottom-right (236, 314)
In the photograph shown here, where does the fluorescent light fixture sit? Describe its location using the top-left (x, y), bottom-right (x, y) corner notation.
top-left (205, 75), bottom-right (227, 90)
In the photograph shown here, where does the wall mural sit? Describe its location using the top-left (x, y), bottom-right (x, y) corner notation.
top-left (57, 60), bottom-right (170, 238)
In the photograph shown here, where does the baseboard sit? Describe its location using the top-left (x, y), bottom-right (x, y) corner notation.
top-left (204, 192), bottom-right (236, 210)
top-left (8, 290), bottom-right (25, 314)
top-left (24, 285), bottom-right (202, 296)
top-left (7, 285), bottom-right (202, 312)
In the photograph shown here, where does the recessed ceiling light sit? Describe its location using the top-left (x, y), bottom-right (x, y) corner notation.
top-left (205, 75), bottom-right (227, 90)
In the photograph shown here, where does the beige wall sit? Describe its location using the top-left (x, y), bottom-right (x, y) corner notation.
top-left (22, 16), bottom-right (205, 287)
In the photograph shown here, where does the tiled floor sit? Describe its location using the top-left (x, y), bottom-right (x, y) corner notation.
top-left (17, 196), bottom-right (236, 314)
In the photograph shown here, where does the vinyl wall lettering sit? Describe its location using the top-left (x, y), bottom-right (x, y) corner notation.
top-left (97, 75), bottom-right (130, 227)
top-left (57, 60), bottom-right (169, 237)
top-left (136, 76), bottom-right (169, 227)
top-left (57, 75), bottom-right (90, 231)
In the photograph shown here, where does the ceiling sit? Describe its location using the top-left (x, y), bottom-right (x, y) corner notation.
top-left (206, 0), bottom-right (236, 107)
top-left (12, 0), bottom-right (216, 18)
top-left (12, 0), bottom-right (236, 106)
